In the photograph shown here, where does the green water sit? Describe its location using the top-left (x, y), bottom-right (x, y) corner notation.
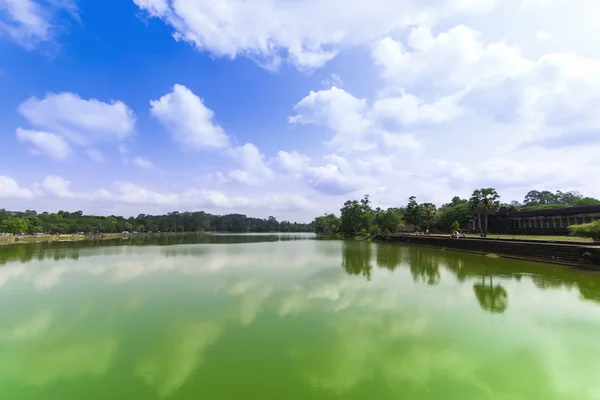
top-left (1, 234), bottom-right (600, 400)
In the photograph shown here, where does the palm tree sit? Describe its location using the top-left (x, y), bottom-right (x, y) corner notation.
top-left (469, 188), bottom-right (500, 237)
top-left (473, 275), bottom-right (508, 313)
top-left (420, 203), bottom-right (437, 232)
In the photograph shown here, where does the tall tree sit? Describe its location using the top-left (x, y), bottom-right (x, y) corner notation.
top-left (405, 196), bottom-right (422, 228)
top-left (339, 195), bottom-right (373, 236)
top-left (469, 188), bottom-right (500, 237)
top-left (420, 203), bottom-right (437, 231)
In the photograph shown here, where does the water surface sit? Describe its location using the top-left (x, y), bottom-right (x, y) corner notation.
top-left (1, 234), bottom-right (600, 399)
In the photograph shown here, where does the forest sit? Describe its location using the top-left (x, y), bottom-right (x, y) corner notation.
top-left (312, 189), bottom-right (600, 239)
top-left (2, 188), bottom-right (599, 238)
top-left (0, 209), bottom-right (312, 235)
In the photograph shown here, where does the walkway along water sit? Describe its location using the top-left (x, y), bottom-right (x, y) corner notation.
top-left (377, 235), bottom-right (600, 269)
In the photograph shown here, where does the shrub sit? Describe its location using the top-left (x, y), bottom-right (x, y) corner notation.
top-left (450, 220), bottom-right (460, 232)
top-left (569, 220), bottom-right (600, 242)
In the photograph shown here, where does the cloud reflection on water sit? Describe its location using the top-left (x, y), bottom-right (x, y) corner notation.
top-left (1, 237), bottom-right (600, 398)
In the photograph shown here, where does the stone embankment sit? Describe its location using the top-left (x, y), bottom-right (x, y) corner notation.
top-left (377, 235), bottom-right (600, 269)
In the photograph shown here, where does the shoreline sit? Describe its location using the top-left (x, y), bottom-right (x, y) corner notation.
top-left (377, 234), bottom-right (600, 269)
top-left (0, 232), bottom-right (206, 247)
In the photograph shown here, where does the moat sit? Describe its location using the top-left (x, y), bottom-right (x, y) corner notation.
top-left (1, 234), bottom-right (600, 399)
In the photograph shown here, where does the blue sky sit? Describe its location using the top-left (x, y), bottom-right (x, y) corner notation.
top-left (1, 0), bottom-right (599, 221)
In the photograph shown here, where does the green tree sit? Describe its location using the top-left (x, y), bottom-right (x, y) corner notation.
top-left (572, 197), bottom-right (600, 207)
top-left (420, 203), bottom-right (437, 231)
top-left (24, 216), bottom-right (42, 235)
top-left (450, 220), bottom-right (460, 231)
top-left (313, 214), bottom-right (341, 235)
top-left (405, 196), bottom-right (421, 228)
top-left (378, 208), bottom-right (402, 234)
top-left (469, 188), bottom-right (501, 237)
top-left (569, 220), bottom-right (600, 242)
top-left (1, 217), bottom-right (28, 235)
top-left (339, 195), bottom-right (373, 236)
top-left (105, 216), bottom-right (118, 233)
top-left (436, 197), bottom-right (469, 231)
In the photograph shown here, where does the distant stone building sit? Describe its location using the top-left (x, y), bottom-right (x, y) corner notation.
top-left (486, 205), bottom-right (600, 235)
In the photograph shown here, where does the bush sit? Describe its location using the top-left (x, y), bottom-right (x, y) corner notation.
top-left (569, 220), bottom-right (600, 242)
top-left (450, 220), bottom-right (460, 232)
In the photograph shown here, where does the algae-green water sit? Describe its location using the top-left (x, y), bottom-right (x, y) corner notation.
top-left (1, 234), bottom-right (600, 399)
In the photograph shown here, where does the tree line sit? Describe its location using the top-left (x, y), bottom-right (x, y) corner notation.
top-left (312, 188), bottom-right (600, 240)
top-left (0, 209), bottom-right (313, 235)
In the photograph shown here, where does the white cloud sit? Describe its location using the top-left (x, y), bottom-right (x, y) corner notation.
top-left (18, 92), bottom-right (136, 146)
top-left (16, 128), bottom-right (71, 161)
top-left (277, 151), bottom-right (360, 195)
top-left (150, 84), bottom-right (229, 151)
top-left (6, 0), bottom-right (600, 219)
top-left (133, 0), bottom-right (494, 70)
top-left (132, 156), bottom-right (154, 170)
top-left (226, 143), bottom-right (274, 186)
top-left (15, 92), bottom-right (135, 163)
top-left (0, 0), bottom-right (79, 47)
top-left (289, 87), bottom-right (427, 153)
top-left (289, 87), bottom-right (376, 152)
top-left (0, 176), bottom-right (34, 199)
top-left (150, 85), bottom-right (278, 187)
top-left (0, 174), bottom-right (316, 215)
top-left (42, 175), bottom-right (73, 198)
top-left (372, 25), bottom-right (600, 147)
top-left (113, 181), bottom-right (181, 206)
top-left (277, 151), bottom-right (311, 175)
top-left (371, 92), bottom-right (463, 126)
top-left (372, 26), bottom-right (531, 93)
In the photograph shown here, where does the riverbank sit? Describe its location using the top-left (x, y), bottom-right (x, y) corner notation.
top-left (0, 232), bottom-right (204, 246)
top-left (377, 234), bottom-right (600, 269)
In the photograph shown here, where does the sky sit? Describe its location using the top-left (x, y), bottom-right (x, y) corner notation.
top-left (0, 0), bottom-right (599, 222)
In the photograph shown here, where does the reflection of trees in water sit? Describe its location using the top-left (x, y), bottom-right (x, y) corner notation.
top-left (406, 248), bottom-right (441, 285)
top-left (531, 275), bottom-right (575, 291)
top-left (0, 244), bottom-right (82, 265)
top-left (0, 234), bottom-right (313, 265)
top-left (473, 276), bottom-right (508, 314)
top-left (342, 241), bottom-right (373, 281)
top-left (375, 243), bottom-right (403, 271)
top-left (373, 243), bottom-right (600, 308)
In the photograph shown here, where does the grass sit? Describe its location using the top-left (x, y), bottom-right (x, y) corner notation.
top-left (429, 233), bottom-right (593, 243)
top-left (0, 233), bottom-right (128, 246)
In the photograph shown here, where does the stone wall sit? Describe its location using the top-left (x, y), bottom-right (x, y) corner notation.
top-left (487, 205), bottom-right (600, 236)
top-left (378, 235), bottom-right (600, 269)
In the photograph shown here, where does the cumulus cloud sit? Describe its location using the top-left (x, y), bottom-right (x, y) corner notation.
top-left (289, 87), bottom-right (426, 153)
top-left (150, 84), bottom-right (229, 151)
top-left (226, 143), bottom-right (274, 186)
top-left (16, 128), bottom-right (71, 161)
top-left (151, 85), bottom-right (277, 187)
top-left (372, 25), bottom-right (600, 147)
top-left (7, 0), bottom-right (600, 217)
top-left (0, 176), bottom-right (35, 199)
top-left (18, 92), bottom-right (135, 145)
top-left (133, 0), bottom-right (494, 70)
top-left (15, 92), bottom-right (136, 162)
top-left (277, 151), bottom-right (362, 196)
top-left (42, 175), bottom-right (74, 198)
